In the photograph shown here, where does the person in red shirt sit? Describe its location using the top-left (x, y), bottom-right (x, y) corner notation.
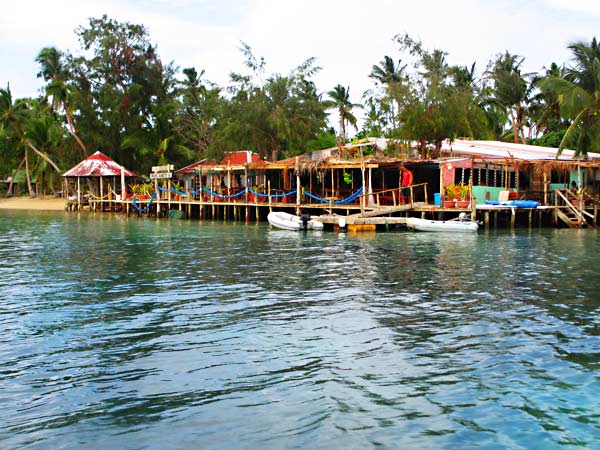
top-left (401, 167), bottom-right (413, 203)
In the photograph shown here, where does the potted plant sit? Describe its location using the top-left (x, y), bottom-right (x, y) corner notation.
top-left (456, 182), bottom-right (470, 208)
top-left (444, 184), bottom-right (457, 208)
top-left (171, 180), bottom-right (183, 201)
top-left (140, 182), bottom-right (154, 199)
top-left (130, 183), bottom-right (148, 199)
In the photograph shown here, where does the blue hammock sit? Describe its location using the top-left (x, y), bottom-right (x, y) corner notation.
top-left (248, 187), bottom-right (297, 198)
top-left (203, 186), bottom-right (248, 199)
top-left (157, 185), bottom-right (189, 197)
top-left (132, 191), bottom-right (158, 213)
top-left (303, 187), bottom-right (363, 205)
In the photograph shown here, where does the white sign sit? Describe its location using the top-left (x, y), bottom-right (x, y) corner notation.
top-left (152, 164), bottom-right (174, 172)
top-left (150, 172), bottom-right (173, 179)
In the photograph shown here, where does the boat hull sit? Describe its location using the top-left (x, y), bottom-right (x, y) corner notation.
top-left (267, 212), bottom-right (324, 231)
top-left (406, 217), bottom-right (479, 232)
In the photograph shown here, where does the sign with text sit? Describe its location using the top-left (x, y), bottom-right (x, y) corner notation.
top-left (150, 172), bottom-right (173, 179)
top-left (152, 164), bottom-right (174, 172)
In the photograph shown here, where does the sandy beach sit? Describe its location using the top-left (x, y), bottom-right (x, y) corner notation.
top-left (0, 196), bottom-right (66, 211)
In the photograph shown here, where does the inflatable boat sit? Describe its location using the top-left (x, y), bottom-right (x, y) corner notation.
top-left (406, 217), bottom-right (479, 232)
top-left (267, 212), bottom-right (324, 231)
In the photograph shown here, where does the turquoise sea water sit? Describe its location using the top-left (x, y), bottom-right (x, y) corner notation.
top-left (0, 210), bottom-right (598, 449)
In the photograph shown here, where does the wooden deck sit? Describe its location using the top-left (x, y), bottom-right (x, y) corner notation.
top-left (75, 195), bottom-right (600, 230)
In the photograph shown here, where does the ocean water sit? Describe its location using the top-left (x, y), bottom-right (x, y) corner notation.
top-left (0, 210), bottom-right (598, 449)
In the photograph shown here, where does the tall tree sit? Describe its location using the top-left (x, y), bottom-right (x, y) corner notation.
top-left (538, 38), bottom-right (600, 157)
top-left (369, 55), bottom-right (407, 130)
top-left (486, 52), bottom-right (529, 144)
top-left (217, 45), bottom-right (328, 160)
top-left (67, 15), bottom-right (178, 173)
top-left (36, 46), bottom-right (88, 158)
top-left (325, 85), bottom-right (359, 143)
top-left (0, 86), bottom-right (62, 195)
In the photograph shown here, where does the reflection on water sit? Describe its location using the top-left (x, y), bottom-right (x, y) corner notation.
top-left (0, 210), bottom-right (598, 449)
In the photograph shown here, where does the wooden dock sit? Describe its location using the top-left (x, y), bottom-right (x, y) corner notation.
top-left (76, 195), bottom-right (599, 230)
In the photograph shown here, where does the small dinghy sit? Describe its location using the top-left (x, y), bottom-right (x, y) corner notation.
top-left (267, 211), bottom-right (324, 231)
top-left (406, 214), bottom-right (479, 233)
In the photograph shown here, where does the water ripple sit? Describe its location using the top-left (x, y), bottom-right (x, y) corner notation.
top-left (0, 211), bottom-right (598, 449)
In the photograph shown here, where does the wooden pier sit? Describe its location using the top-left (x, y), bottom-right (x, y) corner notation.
top-left (74, 189), bottom-right (599, 231)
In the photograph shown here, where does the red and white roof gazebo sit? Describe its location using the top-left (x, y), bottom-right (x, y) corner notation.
top-left (63, 151), bottom-right (137, 205)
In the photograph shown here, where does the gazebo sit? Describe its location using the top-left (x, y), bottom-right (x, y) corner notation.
top-left (63, 151), bottom-right (137, 209)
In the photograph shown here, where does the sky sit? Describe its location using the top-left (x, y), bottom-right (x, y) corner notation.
top-left (1, 0), bottom-right (600, 127)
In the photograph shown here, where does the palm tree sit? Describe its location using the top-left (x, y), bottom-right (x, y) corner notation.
top-left (325, 85), bottom-right (359, 143)
top-left (369, 56), bottom-right (407, 130)
top-left (538, 38), bottom-right (600, 157)
top-left (370, 56), bottom-right (405, 85)
top-left (36, 46), bottom-right (87, 158)
top-left (487, 52), bottom-right (529, 144)
top-left (0, 85), bottom-right (62, 196)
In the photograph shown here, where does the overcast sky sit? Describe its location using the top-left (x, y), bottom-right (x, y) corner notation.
top-left (2, 0), bottom-right (599, 127)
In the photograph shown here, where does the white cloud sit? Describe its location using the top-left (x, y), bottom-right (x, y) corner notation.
top-left (543, 0), bottom-right (600, 15)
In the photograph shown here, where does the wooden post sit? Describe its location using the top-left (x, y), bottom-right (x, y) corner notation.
top-left (361, 163), bottom-right (366, 216)
top-left (99, 176), bottom-right (103, 212)
top-left (553, 189), bottom-right (558, 226)
top-left (331, 168), bottom-right (334, 200)
top-left (268, 180), bottom-right (272, 206)
top-left (424, 183), bottom-right (429, 206)
top-left (296, 168), bottom-right (301, 216)
top-left (77, 176), bottom-right (81, 210)
top-left (244, 167), bottom-right (249, 204)
top-left (120, 166), bottom-right (125, 206)
top-left (543, 170), bottom-right (548, 205)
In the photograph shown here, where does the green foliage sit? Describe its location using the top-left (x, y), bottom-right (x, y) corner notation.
top-left (325, 84), bottom-right (360, 142)
top-left (306, 131), bottom-right (337, 151)
top-left (445, 183), bottom-right (457, 200)
top-left (538, 38), bottom-right (600, 157)
top-left (530, 130), bottom-right (566, 148)
top-left (3, 15), bottom-right (600, 183)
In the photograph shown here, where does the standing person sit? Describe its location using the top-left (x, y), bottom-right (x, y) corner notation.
top-left (401, 167), bottom-right (413, 204)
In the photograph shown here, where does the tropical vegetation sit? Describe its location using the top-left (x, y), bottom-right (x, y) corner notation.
top-left (1, 15), bottom-right (599, 195)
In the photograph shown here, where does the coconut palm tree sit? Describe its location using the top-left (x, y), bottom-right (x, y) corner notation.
top-left (36, 46), bottom-right (88, 158)
top-left (0, 85), bottom-right (62, 195)
top-left (369, 56), bottom-right (407, 130)
top-left (370, 56), bottom-right (405, 85)
top-left (487, 52), bottom-right (529, 144)
top-left (325, 85), bottom-right (360, 143)
top-left (538, 38), bottom-right (600, 157)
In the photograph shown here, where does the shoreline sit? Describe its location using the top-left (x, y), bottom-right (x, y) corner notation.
top-left (0, 196), bottom-right (66, 211)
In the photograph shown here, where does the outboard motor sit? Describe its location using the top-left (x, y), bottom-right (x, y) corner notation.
top-left (300, 214), bottom-right (311, 230)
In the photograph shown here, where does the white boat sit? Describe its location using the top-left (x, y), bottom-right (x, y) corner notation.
top-left (406, 216), bottom-right (479, 232)
top-left (267, 211), bottom-right (324, 231)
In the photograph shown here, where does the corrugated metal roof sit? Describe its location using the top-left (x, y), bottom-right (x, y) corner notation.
top-left (63, 151), bottom-right (137, 177)
top-left (441, 139), bottom-right (600, 161)
top-left (220, 151), bottom-right (264, 165)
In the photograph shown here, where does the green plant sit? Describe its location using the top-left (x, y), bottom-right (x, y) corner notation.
top-left (343, 171), bottom-right (353, 185)
top-left (142, 182), bottom-right (154, 195)
top-left (171, 180), bottom-right (182, 191)
top-left (445, 183), bottom-right (457, 200)
top-left (456, 182), bottom-right (470, 201)
top-left (129, 183), bottom-right (142, 195)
